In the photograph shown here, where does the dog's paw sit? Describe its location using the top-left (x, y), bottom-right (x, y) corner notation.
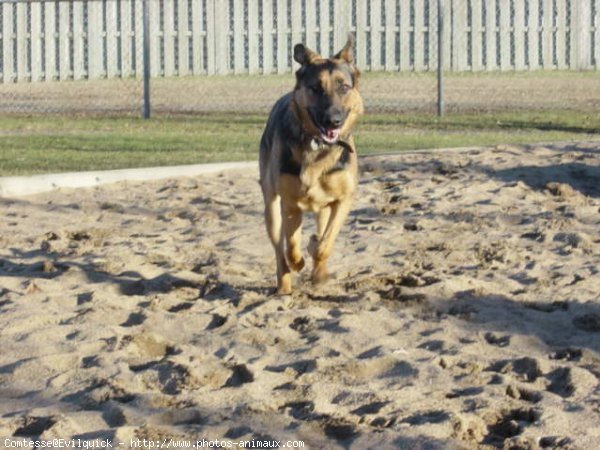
top-left (311, 264), bottom-right (329, 285)
top-left (288, 256), bottom-right (305, 272)
top-left (277, 287), bottom-right (293, 296)
top-left (277, 274), bottom-right (293, 295)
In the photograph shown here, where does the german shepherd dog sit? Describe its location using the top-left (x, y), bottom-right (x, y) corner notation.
top-left (259, 36), bottom-right (363, 294)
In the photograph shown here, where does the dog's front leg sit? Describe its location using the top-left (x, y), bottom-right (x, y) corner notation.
top-left (316, 206), bottom-right (332, 238)
top-left (308, 198), bottom-right (353, 284)
top-left (264, 195), bottom-right (292, 294)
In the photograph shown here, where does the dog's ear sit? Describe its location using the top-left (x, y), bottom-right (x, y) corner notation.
top-left (334, 34), bottom-right (355, 64)
top-left (294, 43), bottom-right (319, 65)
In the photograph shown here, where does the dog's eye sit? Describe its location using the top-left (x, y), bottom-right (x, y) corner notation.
top-left (309, 84), bottom-right (322, 94)
top-left (339, 84), bottom-right (351, 94)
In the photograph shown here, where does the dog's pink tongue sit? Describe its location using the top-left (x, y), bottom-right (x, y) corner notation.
top-left (323, 128), bottom-right (340, 143)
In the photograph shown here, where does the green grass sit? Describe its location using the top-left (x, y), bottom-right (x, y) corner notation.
top-left (1, 111), bottom-right (600, 176)
top-left (356, 111), bottom-right (600, 150)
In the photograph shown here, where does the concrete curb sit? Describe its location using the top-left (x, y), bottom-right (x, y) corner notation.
top-left (0, 161), bottom-right (258, 198)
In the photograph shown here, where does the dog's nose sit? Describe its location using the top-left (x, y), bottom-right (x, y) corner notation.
top-left (326, 109), bottom-right (344, 128)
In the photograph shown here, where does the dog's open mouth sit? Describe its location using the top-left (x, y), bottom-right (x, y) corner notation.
top-left (320, 128), bottom-right (341, 144)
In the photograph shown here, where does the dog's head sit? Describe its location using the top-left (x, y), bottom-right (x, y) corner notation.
top-left (292, 35), bottom-right (364, 144)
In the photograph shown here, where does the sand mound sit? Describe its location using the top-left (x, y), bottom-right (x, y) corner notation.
top-left (1, 142), bottom-right (599, 449)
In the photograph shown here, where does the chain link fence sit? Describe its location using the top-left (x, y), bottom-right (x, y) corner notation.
top-left (0, 0), bottom-right (144, 114)
top-left (0, 0), bottom-right (599, 116)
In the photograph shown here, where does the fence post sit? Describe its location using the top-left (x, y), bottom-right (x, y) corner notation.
top-left (570, 0), bottom-right (592, 69)
top-left (437, 0), bottom-right (445, 117)
top-left (142, 0), bottom-right (151, 119)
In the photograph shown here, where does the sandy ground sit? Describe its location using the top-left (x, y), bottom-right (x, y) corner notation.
top-left (0, 142), bottom-right (599, 449)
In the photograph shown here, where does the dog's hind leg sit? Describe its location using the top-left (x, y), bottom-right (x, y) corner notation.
top-left (283, 206), bottom-right (305, 273)
top-left (264, 195), bottom-right (292, 294)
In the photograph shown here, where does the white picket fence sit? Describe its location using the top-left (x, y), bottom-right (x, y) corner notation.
top-left (0, 0), bottom-right (599, 83)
